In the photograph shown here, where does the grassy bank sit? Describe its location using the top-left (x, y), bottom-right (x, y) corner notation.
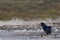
top-left (0, 0), bottom-right (60, 20)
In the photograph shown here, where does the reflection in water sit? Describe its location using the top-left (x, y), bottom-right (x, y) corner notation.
top-left (0, 30), bottom-right (59, 40)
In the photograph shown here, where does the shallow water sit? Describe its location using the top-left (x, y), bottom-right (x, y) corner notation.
top-left (0, 30), bottom-right (59, 40)
top-left (0, 36), bottom-right (59, 40)
top-left (0, 19), bottom-right (60, 40)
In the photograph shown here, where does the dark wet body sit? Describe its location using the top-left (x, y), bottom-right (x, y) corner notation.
top-left (41, 22), bottom-right (52, 35)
